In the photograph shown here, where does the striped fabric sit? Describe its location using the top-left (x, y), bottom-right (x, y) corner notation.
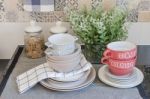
top-left (23, 0), bottom-right (54, 12)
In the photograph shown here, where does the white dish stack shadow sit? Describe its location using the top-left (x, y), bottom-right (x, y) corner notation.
top-left (43, 34), bottom-right (96, 91)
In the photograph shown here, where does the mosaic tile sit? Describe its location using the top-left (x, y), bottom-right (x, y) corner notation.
top-left (91, 0), bottom-right (102, 9)
top-left (0, 0), bottom-right (4, 21)
top-left (0, 0), bottom-right (149, 22)
top-left (55, 0), bottom-right (66, 11)
top-left (116, 0), bottom-right (128, 10)
top-left (138, 1), bottom-right (150, 11)
top-left (127, 8), bottom-right (138, 22)
top-left (17, 0), bottom-right (24, 11)
top-left (17, 11), bottom-right (30, 22)
top-left (66, 0), bottom-right (78, 10)
top-left (5, 11), bottom-right (18, 22)
top-left (30, 11), bottom-right (65, 22)
top-left (0, 0), bottom-right (4, 11)
top-left (0, 11), bottom-right (5, 22)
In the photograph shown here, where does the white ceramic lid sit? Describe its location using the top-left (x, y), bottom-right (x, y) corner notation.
top-left (50, 21), bottom-right (68, 33)
top-left (25, 20), bottom-right (42, 33)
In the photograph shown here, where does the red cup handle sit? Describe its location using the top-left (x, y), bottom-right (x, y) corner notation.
top-left (101, 57), bottom-right (109, 64)
top-left (103, 49), bottom-right (111, 57)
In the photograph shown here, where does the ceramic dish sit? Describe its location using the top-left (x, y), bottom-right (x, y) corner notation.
top-left (45, 44), bottom-right (81, 61)
top-left (40, 67), bottom-right (96, 91)
top-left (47, 57), bottom-right (81, 72)
top-left (98, 65), bottom-right (144, 88)
top-left (45, 47), bottom-right (75, 56)
top-left (47, 69), bottom-right (90, 88)
top-left (105, 66), bottom-right (137, 80)
top-left (50, 66), bottom-right (89, 82)
top-left (45, 34), bottom-right (78, 55)
top-left (51, 72), bottom-right (84, 82)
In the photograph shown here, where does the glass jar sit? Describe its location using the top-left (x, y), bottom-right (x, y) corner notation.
top-left (24, 21), bottom-right (44, 59)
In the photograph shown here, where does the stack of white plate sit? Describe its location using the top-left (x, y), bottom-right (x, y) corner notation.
top-left (98, 65), bottom-right (144, 88)
top-left (40, 67), bottom-right (96, 91)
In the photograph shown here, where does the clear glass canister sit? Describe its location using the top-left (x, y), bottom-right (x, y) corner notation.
top-left (24, 21), bottom-right (44, 59)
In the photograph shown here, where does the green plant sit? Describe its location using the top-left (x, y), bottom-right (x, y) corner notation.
top-left (68, 6), bottom-right (128, 62)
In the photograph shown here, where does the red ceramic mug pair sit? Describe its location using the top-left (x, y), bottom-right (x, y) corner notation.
top-left (101, 41), bottom-right (137, 76)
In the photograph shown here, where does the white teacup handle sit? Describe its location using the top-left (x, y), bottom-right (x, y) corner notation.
top-left (45, 42), bottom-right (53, 48)
top-left (73, 36), bottom-right (78, 41)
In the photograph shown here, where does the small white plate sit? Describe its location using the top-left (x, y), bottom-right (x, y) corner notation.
top-left (40, 67), bottom-right (96, 91)
top-left (98, 65), bottom-right (144, 88)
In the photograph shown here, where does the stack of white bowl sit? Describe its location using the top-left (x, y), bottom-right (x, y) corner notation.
top-left (44, 34), bottom-right (94, 91)
top-left (45, 34), bottom-right (80, 72)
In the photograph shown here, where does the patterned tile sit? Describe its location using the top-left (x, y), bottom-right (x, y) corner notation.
top-left (116, 0), bottom-right (128, 10)
top-left (0, 0), bottom-right (4, 11)
top-left (127, 8), bottom-right (138, 22)
top-left (0, 11), bottom-right (5, 22)
top-left (0, 0), bottom-right (5, 22)
top-left (30, 11), bottom-right (65, 22)
top-left (5, 11), bottom-right (18, 22)
top-left (138, 1), bottom-right (150, 11)
top-left (66, 0), bottom-right (78, 10)
top-left (0, 0), bottom-right (149, 22)
top-left (17, 0), bottom-right (24, 11)
top-left (91, 0), bottom-right (102, 9)
top-left (55, 0), bottom-right (66, 11)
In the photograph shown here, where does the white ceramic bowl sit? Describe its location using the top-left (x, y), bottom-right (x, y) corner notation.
top-left (45, 44), bottom-right (81, 61)
top-left (47, 56), bottom-right (81, 72)
top-left (45, 34), bottom-right (78, 55)
top-left (45, 47), bottom-right (75, 56)
top-left (50, 72), bottom-right (84, 82)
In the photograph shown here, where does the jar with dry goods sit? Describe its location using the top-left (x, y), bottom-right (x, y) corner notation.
top-left (24, 21), bottom-right (44, 59)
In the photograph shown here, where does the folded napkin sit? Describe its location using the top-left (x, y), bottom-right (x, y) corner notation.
top-left (23, 0), bottom-right (54, 12)
top-left (16, 55), bottom-right (92, 94)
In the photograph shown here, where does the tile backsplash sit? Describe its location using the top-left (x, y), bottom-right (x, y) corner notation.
top-left (1, 0), bottom-right (150, 22)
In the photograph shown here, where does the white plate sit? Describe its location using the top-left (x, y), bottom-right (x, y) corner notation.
top-left (50, 72), bottom-right (84, 82)
top-left (47, 69), bottom-right (90, 88)
top-left (49, 58), bottom-right (89, 82)
top-left (98, 65), bottom-right (144, 88)
top-left (40, 67), bottom-right (96, 91)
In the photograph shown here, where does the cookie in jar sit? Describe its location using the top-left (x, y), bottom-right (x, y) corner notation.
top-left (24, 20), bottom-right (45, 59)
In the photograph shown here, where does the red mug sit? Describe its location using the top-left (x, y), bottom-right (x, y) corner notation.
top-left (101, 57), bottom-right (136, 75)
top-left (103, 41), bottom-right (137, 60)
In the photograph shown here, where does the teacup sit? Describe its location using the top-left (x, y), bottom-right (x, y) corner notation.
top-left (45, 34), bottom-right (78, 55)
top-left (101, 57), bottom-right (136, 75)
top-left (103, 41), bottom-right (137, 60)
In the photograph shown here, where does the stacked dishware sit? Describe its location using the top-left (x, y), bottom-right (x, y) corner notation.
top-left (43, 33), bottom-right (96, 91)
top-left (99, 41), bottom-right (144, 88)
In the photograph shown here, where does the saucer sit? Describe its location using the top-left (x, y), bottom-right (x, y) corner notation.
top-left (40, 67), bottom-right (96, 91)
top-left (98, 65), bottom-right (144, 88)
top-left (105, 66), bottom-right (137, 81)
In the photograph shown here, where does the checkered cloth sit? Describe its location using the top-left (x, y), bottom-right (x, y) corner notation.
top-left (23, 0), bottom-right (54, 12)
top-left (16, 55), bottom-right (92, 94)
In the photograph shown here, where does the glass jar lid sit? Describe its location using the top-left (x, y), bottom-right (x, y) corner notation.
top-left (50, 21), bottom-right (68, 34)
top-left (25, 20), bottom-right (42, 33)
